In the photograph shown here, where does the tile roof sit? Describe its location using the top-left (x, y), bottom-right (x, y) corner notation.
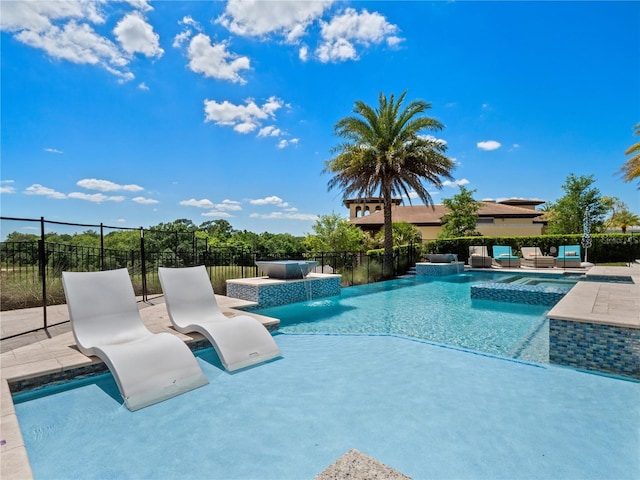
top-left (350, 201), bottom-right (546, 226)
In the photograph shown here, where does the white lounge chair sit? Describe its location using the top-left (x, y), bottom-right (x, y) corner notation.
top-left (158, 266), bottom-right (282, 372)
top-left (62, 268), bottom-right (208, 411)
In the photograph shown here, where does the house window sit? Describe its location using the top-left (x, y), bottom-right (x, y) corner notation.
top-left (477, 217), bottom-right (494, 224)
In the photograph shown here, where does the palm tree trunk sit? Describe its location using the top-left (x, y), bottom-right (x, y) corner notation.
top-left (383, 189), bottom-right (394, 279)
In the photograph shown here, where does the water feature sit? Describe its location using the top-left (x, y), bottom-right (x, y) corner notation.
top-left (255, 260), bottom-right (318, 279)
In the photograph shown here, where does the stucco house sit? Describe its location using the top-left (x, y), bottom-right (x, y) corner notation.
top-left (345, 197), bottom-right (547, 240)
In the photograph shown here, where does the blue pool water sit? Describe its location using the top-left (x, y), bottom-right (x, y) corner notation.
top-left (249, 273), bottom-right (551, 362)
top-left (14, 335), bottom-right (640, 479)
top-left (13, 273), bottom-right (640, 479)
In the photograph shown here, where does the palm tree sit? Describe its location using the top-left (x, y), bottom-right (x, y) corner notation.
top-left (610, 209), bottom-right (640, 234)
top-left (621, 122), bottom-right (640, 186)
top-left (325, 91), bottom-right (455, 277)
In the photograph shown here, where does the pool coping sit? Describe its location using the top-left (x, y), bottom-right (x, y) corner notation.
top-left (2, 264), bottom-right (639, 479)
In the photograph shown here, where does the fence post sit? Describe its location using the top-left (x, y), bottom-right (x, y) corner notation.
top-left (140, 227), bottom-right (147, 302)
top-left (39, 216), bottom-right (47, 329)
top-left (100, 223), bottom-right (105, 271)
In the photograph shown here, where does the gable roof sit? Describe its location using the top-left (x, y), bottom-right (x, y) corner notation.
top-left (349, 201), bottom-right (547, 227)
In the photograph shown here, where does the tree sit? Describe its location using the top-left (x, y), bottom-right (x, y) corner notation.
top-left (546, 174), bottom-right (607, 234)
top-left (621, 122), bottom-right (640, 186)
top-left (305, 213), bottom-right (365, 252)
top-left (324, 91), bottom-right (454, 277)
top-left (438, 186), bottom-right (480, 238)
top-left (375, 222), bottom-right (422, 247)
top-left (104, 230), bottom-right (139, 251)
top-left (257, 232), bottom-right (305, 254)
top-left (199, 219), bottom-right (235, 244)
top-left (609, 208), bottom-right (640, 234)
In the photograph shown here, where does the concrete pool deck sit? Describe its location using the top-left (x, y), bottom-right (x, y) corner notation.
top-left (1, 264), bottom-right (639, 479)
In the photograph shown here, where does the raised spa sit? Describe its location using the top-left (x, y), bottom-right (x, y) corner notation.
top-left (256, 260), bottom-right (319, 279)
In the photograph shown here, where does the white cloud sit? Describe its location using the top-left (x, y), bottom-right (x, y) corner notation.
top-left (201, 211), bottom-right (233, 218)
top-left (0, 1), bottom-right (105, 33)
top-left (43, 147), bottom-right (63, 153)
top-left (249, 211), bottom-right (319, 221)
top-left (277, 138), bottom-right (299, 149)
top-left (406, 190), bottom-right (419, 199)
top-left (477, 140), bottom-right (502, 151)
top-left (0, 0), bottom-right (143, 82)
top-left (113, 11), bottom-right (163, 58)
top-left (215, 199), bottom-right (243, 211)
top-left (77, 178), bottom-right (143, 192)
top-left (180, 16), bottom-right (201, 29)
top-left (186, 33), bottom-right (250, 84)
top-left (315, 8), bottom-right (401, 63)
top-left (68, 192), bottom-right (125, 203)
top-left (173, 16), bottom-right (201, 48)
top-left (386, 36), bottom-right (403, 48)
top-left (234, 122), bottom-right (257, 134)
top-left (173, 29), bottom-right (192, 48)
top-left (0, 184), bottom-right (16, 194)
top-left (124, 1), bottom-right (153, 13)
top-left (15, 21), bottom-right (132, 80)
top-left (299, 45), bottom-right (309, 61)
top-left (249, 195), bottom-right (289, 207)
top-left (316, 37), bottom-right (356, 62)
top-left (204, 96), bottom-right (284, 134)
top-left (24, 184), bottom-right (66, 199)
top-left (443, 179), bottom-right (470, 187)
top-left (132, 196), bottom-right (159, 204)
top-left (180, 198), bottom-right (215, 209)
top-left (217, 0), bottom-right (332, 42)
top-left (138, 82), bottom-right (149, 91)
top-left (419, 134), bottom-right (447, 146)
top-left (258, 125), bottom-right (283, 137)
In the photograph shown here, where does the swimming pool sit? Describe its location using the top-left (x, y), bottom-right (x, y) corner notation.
top-left (248, 273), bottom-right (550, 362)
top-left (13, 335), bottom-right (640, 479)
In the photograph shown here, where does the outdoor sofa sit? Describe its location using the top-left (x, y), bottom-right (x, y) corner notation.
top-left (555, 245), bottom-right (582, 268)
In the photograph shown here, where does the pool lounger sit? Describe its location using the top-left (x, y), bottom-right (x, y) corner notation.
top-left (159, 265), bottom-right (282, 372)
top-left (521, 246), bottom-right (556, 268)
top-left (62, 268), bottom-right (209, 411)
top-left (492, 245), bottom-right (521, 268)
top-left (469, 245), bottom-right (492, 268)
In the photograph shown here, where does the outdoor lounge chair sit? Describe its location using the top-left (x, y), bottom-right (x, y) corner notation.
top-left (520, 247), bottom-right (556, 268)
top-left (556, 245), bottom-right (582, 268)
top-left (469, 245), bottom-right (492, 268)
top-left (492, 245), bottom-right (521, 268)
top-left (62, 268), bottom-right (208, 411)
top-left (158, 266), bottom-right (282, 372)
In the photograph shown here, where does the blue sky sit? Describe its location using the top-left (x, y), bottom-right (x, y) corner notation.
top-left (1, 0), bottom-right (639, 238)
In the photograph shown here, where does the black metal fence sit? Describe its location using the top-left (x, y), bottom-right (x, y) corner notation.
top-left (0, 216), bottom-right (418, 339)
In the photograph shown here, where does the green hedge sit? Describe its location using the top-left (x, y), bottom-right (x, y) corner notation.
top-left (424, 234), bottom-right (640, 264)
